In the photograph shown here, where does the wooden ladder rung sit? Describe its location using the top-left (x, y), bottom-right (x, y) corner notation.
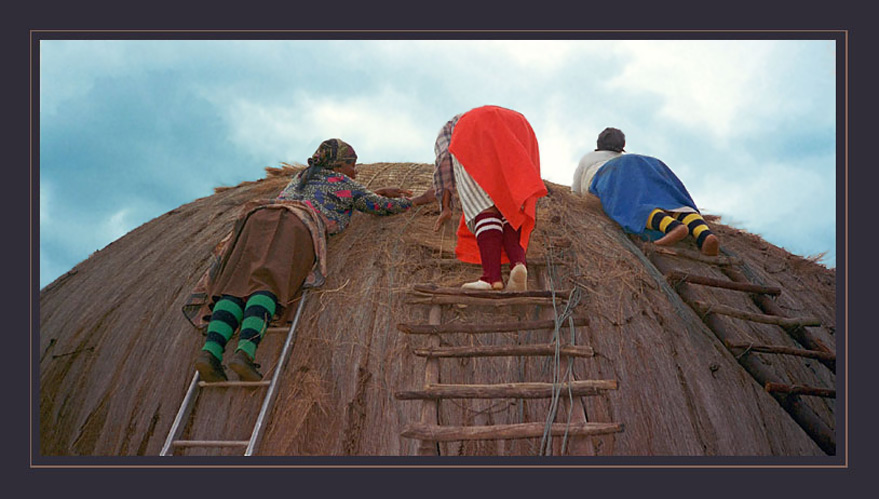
top-left (642, 243), bottom-right (743, 266)
top-left (764, 382), bottom-right (836, 398)
top-left (198, 380), bottom-right (272, 388)
top-left (411, 284), bottom-right (572, 299)
top-left (401, 422), bottom-right (624, 441)
top-left (412, 344), bottom-right (594, 358)
top-left (395, 380), bottom-right (618, 400)
top-left (406, 284), bottom-right (573, 307)
top-left (406, 295), bottom-right (561, 307)
top-left (434, 258), bottom-right (562, 268)
top-left (171, 440), bottom-right (249, 448)
top-left (666, 270), bottom-right (781, 296)
top-left (398, 317), bottom-right (588, 335)
top-left (726, 342), bottom-right (836, 362)
top-left (689, 300), bottom-right (821, 328)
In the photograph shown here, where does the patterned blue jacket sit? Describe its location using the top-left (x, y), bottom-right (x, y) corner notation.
top-left (277, 169), bottom-right (412, 235)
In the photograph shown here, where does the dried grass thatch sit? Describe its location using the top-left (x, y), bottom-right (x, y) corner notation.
top-left (39, 162), bottom-right (836, 457)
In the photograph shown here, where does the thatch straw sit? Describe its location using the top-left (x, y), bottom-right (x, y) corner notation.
top-left (39, 162), bottom-right (836, 457)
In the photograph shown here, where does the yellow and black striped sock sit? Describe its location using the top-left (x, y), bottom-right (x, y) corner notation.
top-left (647, 209), bottom-right (685, 234)
top-left (674, 212), bottom-right (714, 249)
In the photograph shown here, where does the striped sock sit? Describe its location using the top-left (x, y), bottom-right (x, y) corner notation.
top-left (235, 291), bottom-right (278, 360)
top-left (647, 209), bottom-right (685, 234)
top-left (675, 212), bottom-right (715, 248)
top-left (202, 295), bottom-right (245, 361)
top-left (474, 212), bottom-right (504, 284)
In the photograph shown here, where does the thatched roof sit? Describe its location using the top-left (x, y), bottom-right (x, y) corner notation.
top-left (39, 162), bottom-right (836, 457)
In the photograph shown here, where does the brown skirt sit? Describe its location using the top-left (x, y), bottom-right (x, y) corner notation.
top-left (208, 207), bottom-right (316, 315)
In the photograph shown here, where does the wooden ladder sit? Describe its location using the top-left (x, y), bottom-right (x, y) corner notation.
top-left (159, 290), bottom-right (309, 456)
top-left (638, 242), bottom-right (836, 454)
top-left (395, 268), bottom-right (623, 456)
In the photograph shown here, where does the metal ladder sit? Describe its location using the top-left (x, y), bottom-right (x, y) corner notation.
top-left (160, 290), bottom-right (309, 456)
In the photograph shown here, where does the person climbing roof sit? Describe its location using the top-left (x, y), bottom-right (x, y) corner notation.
top-left (572, 127), bottom-right (720, 256)
top-left (188, 138), bottom-right (428, 383)
top-left (410, 105), bottom-right (547, 291)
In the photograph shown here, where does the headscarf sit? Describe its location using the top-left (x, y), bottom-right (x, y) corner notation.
top-left (297, 138), bottom-right (358, 189)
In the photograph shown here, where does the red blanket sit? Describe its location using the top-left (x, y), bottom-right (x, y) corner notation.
top-left (449, 106), bottom-right (547, 263)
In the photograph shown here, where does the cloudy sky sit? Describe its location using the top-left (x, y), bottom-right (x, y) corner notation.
top-left (38, 37), bottom-right (838, 289)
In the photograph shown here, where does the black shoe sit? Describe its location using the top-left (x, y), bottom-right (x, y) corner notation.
top-left (229, 350), bottom-right (263, 381)
top-left (195, 351), bottom-right (227, 382)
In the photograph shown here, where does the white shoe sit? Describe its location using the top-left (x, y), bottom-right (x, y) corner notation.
top-left (462, 280), bottom-right (503, 290)
top-left (507, 264), bottom-right (528, 292)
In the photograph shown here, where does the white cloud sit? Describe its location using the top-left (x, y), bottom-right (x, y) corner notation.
top-left (223, 99), bottom-right (307, 160)
top-left (38, 37), bottom-right (839, 287)
top-left (104, 209), bottom-right (133, 243)
top-left (40, 40), bottom-right (166, 116)
top-left (39, 191), bottom-right (134, 287)
top-left (697, 160), bottom-right (835, 254)
top-left (529, 97), bottom-right (594, 186)
top-left (302, 92), bottom-right (430, 160)
top-left (39, 204), bottom-right (142, 287)
top-left (223, 88), bottom-right (434, 164)
top-left (367, 40), bottom-right (582, 72)
top-left (480, 40), bottom-right (599, 72)
top-left (608, 40), bottom-right (775, 139)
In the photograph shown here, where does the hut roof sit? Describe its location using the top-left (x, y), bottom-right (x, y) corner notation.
top-left (39, 162), bottom-right (836, 457)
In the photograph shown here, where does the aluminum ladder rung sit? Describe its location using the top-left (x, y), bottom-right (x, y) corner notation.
top-left (198, 380), bottom-right (271, 388)
top-left (171, 440), bottom-right (249, 448)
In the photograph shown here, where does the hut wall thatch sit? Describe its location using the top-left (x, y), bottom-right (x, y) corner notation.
top-left (39, 163), bottom-right (836, 456)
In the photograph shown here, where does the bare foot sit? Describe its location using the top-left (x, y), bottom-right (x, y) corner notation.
top-left (654, 224), bottom-right (689, 246)
top-left (700, 234), bottom-right (720, 256)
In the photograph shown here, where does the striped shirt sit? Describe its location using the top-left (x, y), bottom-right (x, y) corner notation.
top-left (433, 113), bottom-right (463, 210)
top-left (452, 153), bottom-right (495, 231)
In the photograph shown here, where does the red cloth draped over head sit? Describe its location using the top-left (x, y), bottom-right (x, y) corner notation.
top-left (448, 105), bottom-right (547, 264)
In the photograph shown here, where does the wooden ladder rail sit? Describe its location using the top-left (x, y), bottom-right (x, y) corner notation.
top-left (657, 251), bottom-right (835, 372)
top-left (665, 270), bottom-right (782, 296)
top-left (660, 252), bottom-right (835, 370)
top-left (643, 248), bottom-right (836, 455)
top-left (405, 284), bottom-right (578, 456)
top-left (688, 300), bottom-right (822, 329)
top-left (416, 304), bottom-right (442, 456)
top-left (160, 290), bottom-right (309, 456)
top-left (724, 341), bottom-right (836, 362)
top-left (720, 265), bottom-right (836, 373)
top-left (665, 269), bottom-right (834, 366)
